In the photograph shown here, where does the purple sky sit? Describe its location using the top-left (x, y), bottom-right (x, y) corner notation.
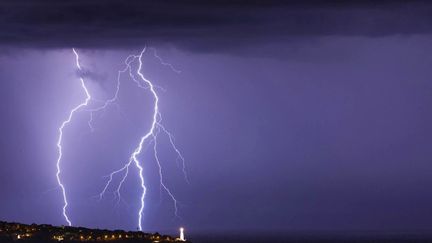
top-left (1, 0), bottom-right (432, 236)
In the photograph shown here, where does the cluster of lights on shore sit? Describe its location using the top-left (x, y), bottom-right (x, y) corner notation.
top-left (18, 231), bottom-right (185, 242)
top-left (55, 48), bottom-right (187, 239)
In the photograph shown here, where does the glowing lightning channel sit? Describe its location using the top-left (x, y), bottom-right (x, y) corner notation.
top-left (56, 48), bottom-right (184, 229)
top-left (96, 54), bottom-right (143, 202)
top-left (150, 47), bottom-right (181, 74)
top-left (86, 55), bottom-right (136, 130)
top-left (128, 48), bottom-right (160, 230)
top-left (152, 131), bottom-right (180, 218)
top-left (97, 48), bottom-right (185, 230)
top-left (56, 48), bottom-right (91, 226)
top-left (158, 124), bottom-right (189, 184)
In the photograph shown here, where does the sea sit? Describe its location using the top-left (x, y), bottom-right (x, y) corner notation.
top-left (187, 231), bottom-right (432, 243)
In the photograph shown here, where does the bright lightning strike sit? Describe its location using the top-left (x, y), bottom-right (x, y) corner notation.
top-left (92, 48), bottom-right (187, 230)
top-left (86, 55), bottom-right (136, 130)
top-left (56, 47), bottom-right (186, 230)
top-left (152, 131), bottom-right (180, 218)
top-left (158, 124), bottom-right (189, 184)
top-left (56, 48), bottom-right (91, 226)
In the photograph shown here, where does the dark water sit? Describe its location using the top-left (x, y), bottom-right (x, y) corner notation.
top-left (188, 232), bottom-right (432, 243)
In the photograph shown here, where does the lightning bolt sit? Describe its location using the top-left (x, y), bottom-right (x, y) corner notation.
top-left (56, 47), bottom-right (186, 230)
top-left (150, 47), bottom-right (181, 74)
top-left (86, 55), bottom-right (136, 130)
top-left (93, 48), bottom-right (187, 230)
top-left (158, 124), bottom-right (189, 184)
top-left (56, 48), bottom-right (91, 226)
top-left (152, 130), bottom-right (180, 217)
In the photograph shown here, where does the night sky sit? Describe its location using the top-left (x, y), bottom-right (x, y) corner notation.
top-left (1, 0), bottom-right (432, 236)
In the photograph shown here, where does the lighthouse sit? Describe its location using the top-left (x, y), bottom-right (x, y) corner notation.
top-left (179, 227), bottom-right (185, 241)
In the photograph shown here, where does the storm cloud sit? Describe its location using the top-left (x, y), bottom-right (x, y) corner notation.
top-left (1, 0), bottom-right (432, 50)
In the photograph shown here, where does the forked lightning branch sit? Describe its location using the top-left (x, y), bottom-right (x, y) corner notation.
top-left (55, 48), bottom-right (188, 230)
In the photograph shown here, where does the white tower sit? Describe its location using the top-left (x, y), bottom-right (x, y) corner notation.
top-left (179, 227), bottom-right (185, 241)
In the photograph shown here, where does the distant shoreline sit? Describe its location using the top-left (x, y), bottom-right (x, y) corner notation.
top-left (0, 221), bottom-right (190, 242)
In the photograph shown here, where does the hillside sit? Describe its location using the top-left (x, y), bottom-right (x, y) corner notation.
top-left (0, 221), bottom-right (189, 243)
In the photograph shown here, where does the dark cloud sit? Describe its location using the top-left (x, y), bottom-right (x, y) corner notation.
top-left (1, 0), bottom-right (432, 50)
